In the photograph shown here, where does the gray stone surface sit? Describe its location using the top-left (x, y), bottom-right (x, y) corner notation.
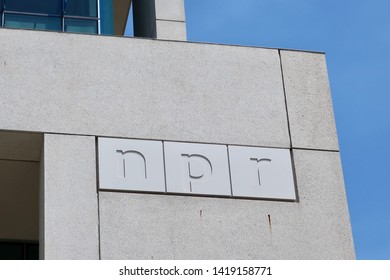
top-left (156, 20), bottom-right (187, 41)
top-left (42, 134), bottom-right (99, 259)
top-left (155, 0), bottom-right (186, 21)
top-left (0, 28), bottom-right (290, 148)
top-left (281, 51), bottom-right (339, 150)
top-left (291, 149), bottom-right (355, 259)
top-left (0, 131), bottom-right (43, 161)
top-left (99, 149), bottom-right (354, 259)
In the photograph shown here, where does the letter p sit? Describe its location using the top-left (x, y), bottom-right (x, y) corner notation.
top-left (181, 154), bottom-right (213, 192)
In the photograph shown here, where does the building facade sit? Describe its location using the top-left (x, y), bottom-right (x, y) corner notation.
top-left (0, 0), bottom-right (354, 259)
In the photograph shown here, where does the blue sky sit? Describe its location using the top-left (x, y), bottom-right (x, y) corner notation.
top-left (126, 0), bottom-right (390, 259)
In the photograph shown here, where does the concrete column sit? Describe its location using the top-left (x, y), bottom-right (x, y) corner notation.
top-left (132, 0), bottom-right (186, 40)
top-left (155, 0), bottom-right (187, 41)
top-left (40, 134), bottom-right (99, 260)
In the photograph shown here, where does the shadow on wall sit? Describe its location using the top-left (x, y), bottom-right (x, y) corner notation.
top-left (0, 131), bottom-right (43, 260)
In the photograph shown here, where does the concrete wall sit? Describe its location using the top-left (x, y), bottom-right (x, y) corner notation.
top-left (0, 28), bottom-right (354, 259)
top-left (0, 28), bottom-right (289, 148)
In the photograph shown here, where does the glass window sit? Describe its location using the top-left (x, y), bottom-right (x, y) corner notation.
top-left (0, 242), bottom-right (24, 260)
top-left (0, 242), bottom-right (39, 260)
top-left (25, 244), bottom-right (39, 260)
top-left (65, 0), bottom-right (97, 17)
top-left (5, 0), bottom-right (62, 15)
top-left (65, 18), bottom-right (97, 34)
top-left (99, 0), bottom-right (114, 35)
top-left (1, 0), bottom-right (100, 35)
top-left (0, 0), bottom-right (3, 25)
top-left (4, 13), bottom-right (61, 31)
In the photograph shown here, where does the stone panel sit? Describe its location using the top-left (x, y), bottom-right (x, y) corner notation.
top-left (155, 0), bottom-right (186, 21)
top-left (156, 20), bottom-right (187, 41)
top-left (281, 51), bottom-right (339, 150)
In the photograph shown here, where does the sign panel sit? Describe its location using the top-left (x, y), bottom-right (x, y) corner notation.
top-left (98, 137), bottom-right (296, 201)
top-left (164, 142), bottom-right (231, 196)
top-left (98, 138), bottom-right (165, 192)
top-left (229, 146), bottom-right (296, 200)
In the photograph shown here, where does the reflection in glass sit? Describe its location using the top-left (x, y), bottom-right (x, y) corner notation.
top-left (4, 14), bottom-right (62, 31)
top-left (65, 0), bottom-right (97, 17)
top-left (1, 0), bottom-right (101, 35)
top-left (100, 0), bottom-right (114, 35)
top-left (65, 18), bottom-right (97, 34)
top-left (5, 0), bottom-right (62, 15)
top-left (0, 0), bottom-right (3, 25)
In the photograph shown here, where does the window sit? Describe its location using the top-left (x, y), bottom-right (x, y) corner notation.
top-left (0, 0), bottom-right (99, 34)
top-left (64, 0), bottom-right (98, 33)
top-left (0, 241), bottom-right (39, 260)
top-left (0, 0), bottom-right (3, 25)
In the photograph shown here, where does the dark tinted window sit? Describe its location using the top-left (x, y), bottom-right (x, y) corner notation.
top-left (25, 244), bottom-right (39, 260)
top-left (1, 0), bottom-right (99, 35)
top-left (0, 242), bottom-right (24, 260)
top-left (65, 0), bottom-right (97, 17)
top-left (0, 0), bottom-right (3, 25)
top-left (5, 0), bottom-right (62, 15)
top-left (0, 242), bottom-right (39, 260)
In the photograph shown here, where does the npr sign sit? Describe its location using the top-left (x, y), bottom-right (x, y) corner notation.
top-left (98, 138), bottom-right (296, 200)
